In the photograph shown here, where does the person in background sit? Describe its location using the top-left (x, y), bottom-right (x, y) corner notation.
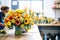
top-left (0, 6), bottom-right (9, 34)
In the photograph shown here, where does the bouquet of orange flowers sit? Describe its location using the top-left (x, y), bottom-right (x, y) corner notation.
top-left (4, 8), bottom-right (34, 35)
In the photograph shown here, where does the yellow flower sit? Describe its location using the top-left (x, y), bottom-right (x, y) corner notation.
top-left (26, 28), bottom-right (30, 32)
top-left (16, 16), bottom-right (20, 19)
top-left (7, 21), bottom-right (11, 26)
top-left (28, 26), bottom-right (31, 29)
top-left (8, 15), bottom-right (14, 20)
top-left (19, 17), bottom-right (24, 23)
top-left (21, 24), bottom-right (25, 28)
top-left (47, 18), bottom-right (52, 23)
top-left (40, 16), bottom-right (45, 20)
top-left (8, 10), bottom-right (16, 17)
top-left (12, 12), bottom-right (17, 17)
top-left (31, 22), bottom-right (34, 25)
top-left (29, 12), bottom-right (34, 18)
top-left (29, 18), bottom-right (33, 22)
top-left (17, 13), bottom-right (22, 17)
top-left (11, 19), bottom-right (15, 23)
top-left (8, 10), bottom-right (14, 15)
top-left (4, 18), bottom-right (9, 23)
top-left (24, 18), bottom-right (30, 24)
top-left (16, 9), bottom-right (24, 13)
top-left (29, 9), bottom-right (34, 13)
top-left (16, 13), bottom-right (22, 19)
top-left (0, 30), bottom-right (3, 32)
top-left (24, 13), bottom-right (29, 18)
top-left (35, 17), bottom-right (39, 21)
top-left (4, 23), bottom-right (8, 28)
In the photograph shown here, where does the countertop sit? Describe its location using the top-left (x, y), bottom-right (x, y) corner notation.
top-left (0, 25), bottom-right (42, 40)
top-left (38, 24), bottom-right (60, 26)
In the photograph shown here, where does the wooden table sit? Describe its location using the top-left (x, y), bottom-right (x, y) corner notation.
top-left (38, 24), bottom-right (60, 26)
top-left (0, 25), bottom-right (42, 40)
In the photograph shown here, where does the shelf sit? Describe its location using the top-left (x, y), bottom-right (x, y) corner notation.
top-left (57, 2), bottom-right (60, 4)
top-left (52, 8), bottom-right (60, 9)
top-left (38, 24), bottom-right (60, 26)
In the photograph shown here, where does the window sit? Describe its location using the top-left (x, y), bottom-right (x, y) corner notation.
top-left (19, 0), bottom-right (43, 12)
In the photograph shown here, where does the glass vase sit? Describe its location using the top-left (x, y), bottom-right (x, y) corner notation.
top-left (15, 26), bottom-right (22, 35)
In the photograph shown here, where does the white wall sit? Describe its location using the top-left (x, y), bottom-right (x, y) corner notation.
top-left (44, 0), bottom-right (60, 19)
top-left (44, 0), bottom-right (55, 19)
top-left (1, 0), bottom-right (11, 9)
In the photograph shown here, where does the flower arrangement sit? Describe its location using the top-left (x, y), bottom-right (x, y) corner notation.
top-left (4, 8), bottom-right (34, 35)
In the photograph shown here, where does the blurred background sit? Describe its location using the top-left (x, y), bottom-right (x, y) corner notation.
top-left (0, 0), bottom-right (59, 19)
top-left (0, 0), bottom-right (60, 40)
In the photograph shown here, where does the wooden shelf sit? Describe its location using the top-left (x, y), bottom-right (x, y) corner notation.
top-left (53, 8), bottom-right (60, 9)
top-left (57, 2), bottom-right (60, 4)
top-left (38, 24), bottom-right (60, 26)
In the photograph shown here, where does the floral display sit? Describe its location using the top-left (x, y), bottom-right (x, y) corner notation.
top-left (4, 8), bottom-right (34, 35)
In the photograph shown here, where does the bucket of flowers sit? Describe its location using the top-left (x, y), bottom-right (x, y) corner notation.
top-left (4, 8), bottom-right (34, 35)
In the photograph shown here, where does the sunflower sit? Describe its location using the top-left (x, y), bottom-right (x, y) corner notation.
top-left (15, 20), bottom-right (21, 26)
top-left (16, 13), bottom-right (22, 19)
top-left (4, 18), bottom-right (9, 23)
top-left (16, 16), bottom-right (20, 19)
top-left (8, 15), bottom-right (14, 20)
top-left (16, 9), bottom-right (24, 14)
top-left (24, 13), bottom-right (29, 18)
top-left (24, 18), bottom-right (30, 24)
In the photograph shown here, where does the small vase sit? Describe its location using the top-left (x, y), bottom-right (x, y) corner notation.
top-left (15, 26), bottom-right (22, 35)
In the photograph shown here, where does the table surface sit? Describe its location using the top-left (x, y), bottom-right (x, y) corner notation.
top-left (38, 24), bottom-right (60, 26)
top-left (0, 25), bottom-right (42, 40)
